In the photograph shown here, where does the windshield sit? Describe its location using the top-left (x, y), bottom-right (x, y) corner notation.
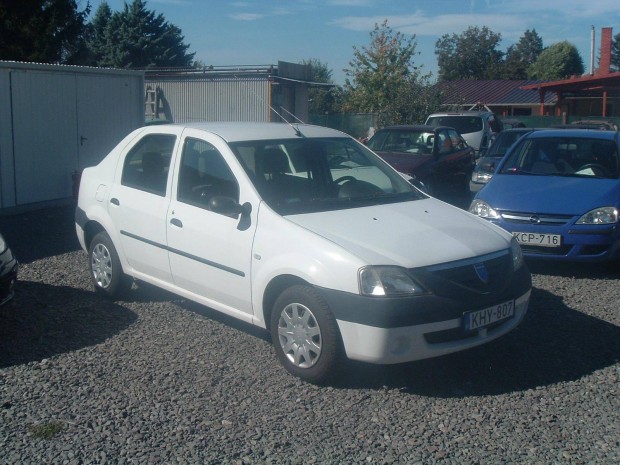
top-left (487, 130), bottom-right (532, 157)
top-left (367, 129), bottom-right (435, 155)
top-left (229, 137), bottom-right (424, 214)
top-left (499, 136), bottom-right (619, 179)
top-left (426, 116), bottom-right (483, 135)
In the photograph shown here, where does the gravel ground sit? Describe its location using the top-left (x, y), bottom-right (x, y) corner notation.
top-left (1, 204), bottom-right (619, 465)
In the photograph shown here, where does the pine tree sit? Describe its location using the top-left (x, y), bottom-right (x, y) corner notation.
top-left (0, 0), bottom-right (90, 64)
top-left (95, 0), bottom-right (194, 68)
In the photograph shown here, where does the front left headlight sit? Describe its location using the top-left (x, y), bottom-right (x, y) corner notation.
top-left (359, 266), bottom-right (427, 297)
top-left (469, 199), bottom-right (500, 219)
top-left (471, 171), bottom-right (493, 184)
top-left (510, 237), bottom-right (524, 271)
top-left (576, 207), bottom-right (619, 225)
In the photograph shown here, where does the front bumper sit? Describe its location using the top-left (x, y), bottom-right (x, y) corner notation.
top-left (318, 263), bottom-right (531, 364)
top-left (491, 219), bottom-right (620, 262)
top-left (0, 246), bottom-right (18, 306)
top-left (335, 290), bottom-right (530, 364)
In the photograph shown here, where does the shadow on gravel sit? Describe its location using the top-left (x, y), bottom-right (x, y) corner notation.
top-left (0, 203), bottom-right (80, 264)
top-left (0, 281), bottom-right (137, 368)
top-left (331, 286), bottom-right (620, 396)
top-left (178, 299), bottom-right (271, 342)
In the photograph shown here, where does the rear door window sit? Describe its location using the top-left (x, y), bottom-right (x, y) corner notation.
top-left (121, 134), bottom-right (176, 196)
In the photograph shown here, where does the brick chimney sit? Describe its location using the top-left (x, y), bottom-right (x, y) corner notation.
top-left (598, 27), bottom-right (612, 75)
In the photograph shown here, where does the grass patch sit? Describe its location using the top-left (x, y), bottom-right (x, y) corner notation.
top-left (28, 421), bottom-right (65, 439)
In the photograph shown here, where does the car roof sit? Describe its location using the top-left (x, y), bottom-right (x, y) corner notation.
top-left (427, 111), bottom-right (494, 117)
top-left (526, 128), bottom-right (618, 140)
top-left (377, 125), bottom-right (441, 132)
top-left (498, 128), bottom-right (533, 133)
top-left (150, 122), bottom-right (349, 142)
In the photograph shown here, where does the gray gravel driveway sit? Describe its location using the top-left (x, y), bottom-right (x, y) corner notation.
top-left (1, 204), bottom-right (618, 464)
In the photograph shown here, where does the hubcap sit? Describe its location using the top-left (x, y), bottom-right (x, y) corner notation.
top-left (91, 243), bottom-right (113, 289)
top-left (277, 303), bottom-right (322, 368)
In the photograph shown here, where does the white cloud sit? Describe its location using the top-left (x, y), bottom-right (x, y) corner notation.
top-left (229, 13), bottom-right (264, 21)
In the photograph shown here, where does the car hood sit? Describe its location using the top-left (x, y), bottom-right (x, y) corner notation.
top-left (375, 151), bottom-right (431, 174)
top-left (287, 198), bottom-right (510, 268)
top-left (479, 174), bottom-right (620, 214)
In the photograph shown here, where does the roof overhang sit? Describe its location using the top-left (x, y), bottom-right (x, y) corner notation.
top-left (521, 72), bottom-right (620, 93)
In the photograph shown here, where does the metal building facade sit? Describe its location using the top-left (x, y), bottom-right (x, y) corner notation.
top-left (146, 77), bottom-right (271, 123)
top-left (0, 62), bottom-right (144, 209)
top-left (145, 62), bottom-right (310, 125)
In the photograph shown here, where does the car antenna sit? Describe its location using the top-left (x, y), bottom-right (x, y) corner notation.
top-left (278, 106), bottom-right (306, 137)
top-left (235, 72), bottom-right (305, 137)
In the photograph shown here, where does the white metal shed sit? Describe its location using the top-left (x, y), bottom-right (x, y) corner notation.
top-left (0, 62), bottom-right (144, 209)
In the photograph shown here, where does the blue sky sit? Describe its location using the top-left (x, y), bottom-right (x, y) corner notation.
top-left (94, 0), bottom-right (619, 84)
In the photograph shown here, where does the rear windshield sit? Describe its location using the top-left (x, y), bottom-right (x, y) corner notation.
top-left (426, 116), bottom-right (483, 135)
top-left (499, 136), bottom-right (619, 179)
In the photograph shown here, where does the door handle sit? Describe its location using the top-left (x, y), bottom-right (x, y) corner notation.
top-left (110, 198), bottom-right (120, 206)
top-left (170, 218), bottom-right (183, 228)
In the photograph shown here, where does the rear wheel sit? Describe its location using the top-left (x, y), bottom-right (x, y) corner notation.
top-left (88, 232), bottom-right (132, 299)
top-left (270, 285), bottom-right (341, 384)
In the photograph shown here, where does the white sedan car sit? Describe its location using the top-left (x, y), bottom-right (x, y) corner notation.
top-left (75, 122), bottom-right (531, 383)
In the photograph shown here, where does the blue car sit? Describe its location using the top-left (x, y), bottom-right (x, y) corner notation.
top-left (469, 129), bottom-right (620, 262)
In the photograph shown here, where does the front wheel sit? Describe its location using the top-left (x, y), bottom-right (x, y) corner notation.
top-left (270, 285), bottom-right (342, 384)
top-left (88, 231), bottom-right (132, 299)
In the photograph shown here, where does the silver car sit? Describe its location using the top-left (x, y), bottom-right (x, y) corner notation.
top-left (426, 111), bottom-right (503, 157)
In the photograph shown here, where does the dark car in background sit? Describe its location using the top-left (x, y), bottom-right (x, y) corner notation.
top-left (553, 120), bottom-right (619, 131)
top-left (367, 125), bottom-right (475, 198)
top-left (470, 128), bottom-right (536, 194)
top-left (0, 232), bottom-right (18, 306)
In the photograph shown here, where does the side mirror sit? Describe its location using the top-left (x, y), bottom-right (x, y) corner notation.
top-left (209, 196), bottom-right (252, 219)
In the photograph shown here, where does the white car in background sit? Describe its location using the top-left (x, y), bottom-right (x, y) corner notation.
top-left (75, 122), bottom-right (531, 383)
top-left (426, 110), bottom-right (503, 157)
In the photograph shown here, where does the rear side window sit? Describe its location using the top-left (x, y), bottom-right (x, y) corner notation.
top-left (121, 134), bottom-right (176, 196)
top-left (427, 116), bottom-right (483, 135)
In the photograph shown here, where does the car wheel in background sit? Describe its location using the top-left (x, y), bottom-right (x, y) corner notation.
top-left (270, 285), bottom-right (341, 384)
top-left (88, 231), bottom-right (132, 299)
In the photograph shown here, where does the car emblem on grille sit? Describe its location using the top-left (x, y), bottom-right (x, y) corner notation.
top-left (529, 215), bottom-right (541, 224)
top-left (474, 263), bottom-right (490, 284)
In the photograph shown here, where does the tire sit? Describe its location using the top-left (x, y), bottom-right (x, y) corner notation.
top-left (270, 285), bottom-right (342, 384)
top-left (88, 231), bottom-right (132, 299)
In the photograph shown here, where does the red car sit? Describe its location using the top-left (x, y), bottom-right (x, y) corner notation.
top-left (367, 125), bottom-right (475, 199)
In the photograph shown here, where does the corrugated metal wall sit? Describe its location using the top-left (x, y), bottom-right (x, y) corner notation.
top-left (147, 77), bottom-right (270, 123)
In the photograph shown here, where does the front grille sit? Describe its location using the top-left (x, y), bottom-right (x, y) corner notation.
top-left (500, 211), bottom-right (573, 226)
top-left (425, 252), bottom-right (511, 292)
top-left (578, 244), bottom-right (610, 256)
top-left (521, 244), bottom-right (572, 255)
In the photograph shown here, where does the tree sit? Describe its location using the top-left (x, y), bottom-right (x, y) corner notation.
top-left (435, 26), bottom-right (504, 81)
top-left (0, 0), bottom-right (90, 64)
top-left (84, 1), bottom-right (113, 66)
top-left (503, 29), bottom-right (543, 79)
top-left (611, 32), bottom-right (620, 72)
top-left (343, 20), bottom-right (439, 126)
top-left (527, 41), bottom-right (584, 80)
top-left (300, 58), bottom-right (342, 115)
top-left (94, 0), bottom-right (194, 68)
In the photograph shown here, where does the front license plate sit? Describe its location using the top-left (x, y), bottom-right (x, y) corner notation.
top-left (464, 300), bottom-right (515, 331)
top-left (513, 232), bottom-right (562, 247)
